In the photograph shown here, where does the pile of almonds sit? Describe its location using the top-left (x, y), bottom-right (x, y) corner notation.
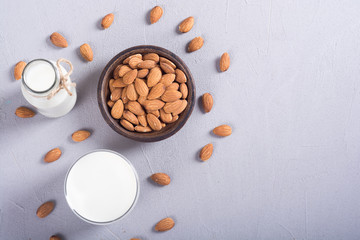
top-left (107, 53), bottom-right (188, 132)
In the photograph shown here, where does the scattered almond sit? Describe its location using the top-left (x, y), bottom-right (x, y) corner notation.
top-left (150, 6), bottom-right (163, 24)
top-left (50, 236), bottom-right (61, 240)
top-left (101, 13), bottom-right (114, 29)
top-left (80, 43), bottom-right (93, 61)
top-left (155, 217), bottom-right (175, 231)
top-left (14, 61), bottom-right (26, 80)
top-left (200, 143), bottom-right (213, 161)
top-left (213, 124), bottom-right (232, 137)
top-left (72, 130), bottom-right (91, 142)
top-left (44, 148), bottom-right (62, 163)
top-left (151, 173), bottom-right (171, 185)
top-left (50, 32), bottom-right (68, 48)
top-left (36, 201), bottom-right (54, 218)
top-left (179, 16), bottom-right (194, 33)
top-left (188, 36), bottom-right (204, 52)
top-left (15, 107), bottom-right (35, 118)
top-left (220, 52), bottom-right (230, 72)
top-left (202, 93), bottom-right (213, 113)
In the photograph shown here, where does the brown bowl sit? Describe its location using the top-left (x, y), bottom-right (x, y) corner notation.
top-left (97, 45), bottom-right (196, 142)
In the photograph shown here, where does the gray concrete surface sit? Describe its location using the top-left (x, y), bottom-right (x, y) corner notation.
top-left (1, 0), bottom-right (360, 239)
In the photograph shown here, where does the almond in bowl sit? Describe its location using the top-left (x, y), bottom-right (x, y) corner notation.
top-left (98, 45), bottom-right (195, 142)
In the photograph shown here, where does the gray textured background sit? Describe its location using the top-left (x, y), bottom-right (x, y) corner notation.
top-left (1, 0), bottom-right (360, 239)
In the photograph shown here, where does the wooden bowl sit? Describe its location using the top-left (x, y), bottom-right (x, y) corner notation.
top-left (97, 45), bottom-right (196, 142)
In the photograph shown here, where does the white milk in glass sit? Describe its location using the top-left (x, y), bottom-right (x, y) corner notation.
top-left (21, 59), bottom-right (76, 118)
top-left (65, 150), bottom-right (139, 224)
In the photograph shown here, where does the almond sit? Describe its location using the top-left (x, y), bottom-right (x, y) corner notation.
top-left (160, 109), bottom-right (172, 123)
top-left (149, 110), bottom-right (160, 118)
top-left (72, 130), bottom-right (91, 142)
top-left (111, 99), bottom-right (124, 119)
top-left (44, 148), bottom-right (62, 163)
top-left (220, 52), bottom-right (230, 72)
top-left (123, 54), bottom-right (142, 64)
top-left (175, 69), bottom-right (187, 83)
top-left (137, 60), bottom-right (156, 69)
top-left (200, 143), bottom-right (213, 161)
top-left (109, 79), bottom-right (116, 92)
top-left (137, 69), bottom-right (149, 78)
top-left (155, 217), bottom-right (175, 231)
top-left (202, 93), bottom-right (213, 113)
top-left (172, 100), bottom-right (187, 115)
top-left (135, 126), bottom-right (152, 132)
top-left (167, 82), bottom-right (179, 91)
top-left (15, 107), bottom-right (35, 118)
top-left (147, 67), bottom-right (162, 87)
top-left (121, 86), bottom-right (129, 103)
top-left (80, 43), bottom-right (93, 61)
top-left (188, 36), bottom-right (204, 52)
top-left (180, 83), bottom-right (188, 99)
top-left (113, 65), bottom-right (122, 79)
top-left (127, 101), bottom-right (145, 115)
top-left (179, 16), bottom-right (194, 33)
top-left (143, 99), bottom-right (165, 111)
top-left (36, 201), bottom-right (55, 218)
top-left (143, 53), bottom-right (159, 63)
top-left (123, 69), bottom-right (137, 84)
top-left (138, 115), bottom-right (147, 127)
top-left (160, 62), bottom-right (175, 74)
top-left (123, 111), bottom-right (139, 125)
top-left (14, 61), bottom-right (26, 80)
top-left (147, 83), bottom-right (166, 100)
top-left (110, 88), bottom-right (122, 101)
top-left (129, 57), bottom-right (143, 69)
top-left (147, 113), bottom-right (162, 131)
top-left (119, 65), bottom-right (132, 77)
top-left (107, 100), bottom-right (115, 108)
top-left (138, 95), bottom-right (147, 105)
top-left (50, 236), bottom-right (61, 240)
top-left (159, 57), bottom-right (176, 69)
top-left (120, 119), bottom-right (134, 131)
top-left (126, 83), bottom-right (138, 101)
top-left (151, 173), bottom-right (171, 185)
top-left (101, 13), bottom-right (114, 29)
top-left (150, 6), bottom-right (163, 24)
top-left (161, 90), bottom-right (182, 102)
top-left (169, 114), bottom-right (179, 123)
top-left (113, 78), bottom-right (127, 88)
top-left (135, 78), bottom-right (149, 96)
top-left (213, 124), bottom-right (232, 137)
top-left (50, 32), bottom-right (68, 48)
top-left (160, 73), bottom-right (175, 86)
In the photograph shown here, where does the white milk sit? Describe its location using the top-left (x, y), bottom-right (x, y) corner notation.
top-left (65, 150), bottom-right (139, 224)
top-left (21, 59), bottom-right (77, 118)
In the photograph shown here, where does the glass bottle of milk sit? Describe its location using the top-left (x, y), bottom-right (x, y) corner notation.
top-left (21, 59), bottom-right (77, 118)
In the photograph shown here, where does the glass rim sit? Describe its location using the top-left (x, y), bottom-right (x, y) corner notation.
top-left (64, 149), bottom-right (140, 225)
top-left (22, 59), bottom-right (58, 94)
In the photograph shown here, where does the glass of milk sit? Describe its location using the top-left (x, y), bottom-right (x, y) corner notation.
top-left (21, 59), bottom-right (77, 118)
top-left (64, 150), bottom-right (139, 225)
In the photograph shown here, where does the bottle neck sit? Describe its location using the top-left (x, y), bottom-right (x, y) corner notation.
top-left (22, 59), bottom-right (59, 97)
